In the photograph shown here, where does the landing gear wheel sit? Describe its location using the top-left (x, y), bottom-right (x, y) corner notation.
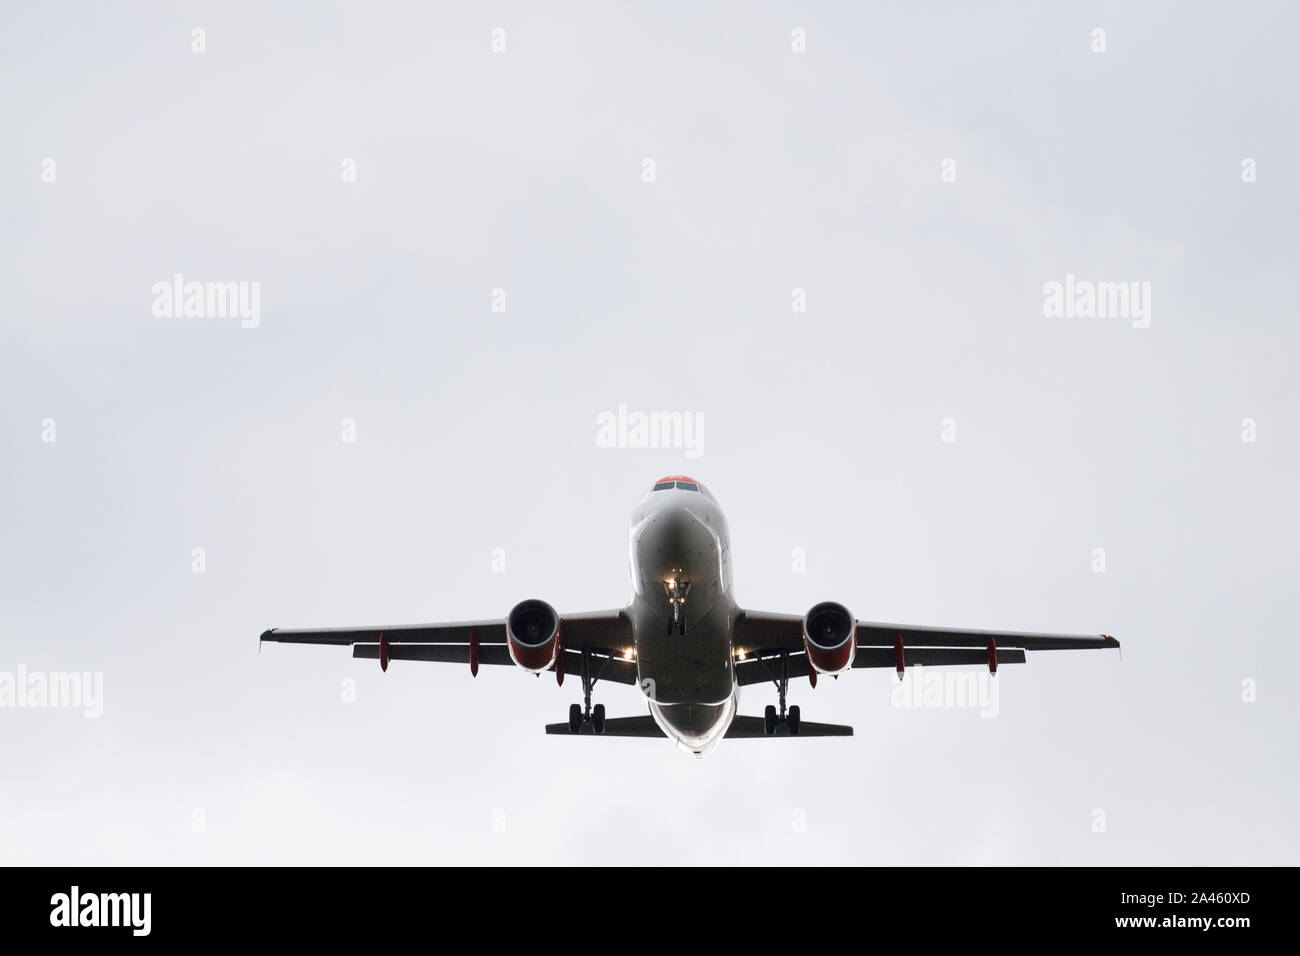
top-left (788, 705), bottom-right (801, 736)
top-left (764, 704), bottom-right (777, 736)
top-left (592, 703), bottom-right (606, 735)
top-left (568, 703), bottom-right (582, 734)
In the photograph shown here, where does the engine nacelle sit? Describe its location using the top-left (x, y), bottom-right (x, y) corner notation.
top-left (506, 599), bottom-right (560, 673)
top-left (802, 601), bottom-right (856, 675)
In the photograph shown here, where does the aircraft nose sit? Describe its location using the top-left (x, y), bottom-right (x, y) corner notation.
top-left (647, 507), bottom-right (713, 555)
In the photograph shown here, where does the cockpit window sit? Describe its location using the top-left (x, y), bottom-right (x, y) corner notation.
top-left (651, 475), bottom-right (714, 497)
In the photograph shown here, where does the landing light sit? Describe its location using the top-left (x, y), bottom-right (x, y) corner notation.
top-left (623, 648), bottom-right (636, 661)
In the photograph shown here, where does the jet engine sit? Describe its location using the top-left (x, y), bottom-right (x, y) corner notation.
top-left (802, 601), bottom-right (856, 675)
top-left (506, 599), bottom-right (560, 673)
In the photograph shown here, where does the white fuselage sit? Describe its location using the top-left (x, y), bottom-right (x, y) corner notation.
top-left (626, 483), bottom-right (740, 755)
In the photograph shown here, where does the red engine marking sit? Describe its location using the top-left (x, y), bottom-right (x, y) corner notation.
top-left (379, 631), bottom-right (390, 673)
top-left (555, 629), bottom-right (565, 686)
top-left (986, 636), bottom-right (997, 675)
top-left (469, 629), bottom-right (479, 678)
top-left (894, 633), bottom-right (905, 679)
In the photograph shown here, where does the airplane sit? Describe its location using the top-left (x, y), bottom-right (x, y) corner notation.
top-left (260, 475), bottom-right (1119, 756)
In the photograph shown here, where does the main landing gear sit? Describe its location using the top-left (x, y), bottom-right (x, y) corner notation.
top-left (762, 652), bottom-right (801, 736)
top-left (567, 648), bottom-right (607, 734)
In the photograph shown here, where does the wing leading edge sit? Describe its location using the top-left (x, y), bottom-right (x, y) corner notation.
top-left (734, 610), bottom-right (1117, 687)
top-left (260, 611), bottom-right (639, 685)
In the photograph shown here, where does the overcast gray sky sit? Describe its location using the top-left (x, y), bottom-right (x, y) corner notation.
top-left (2, 1), bottom-right (1297, 864)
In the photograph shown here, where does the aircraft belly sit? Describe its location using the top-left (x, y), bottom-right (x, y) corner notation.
top-left (633, 600), bottom-right (734, 705)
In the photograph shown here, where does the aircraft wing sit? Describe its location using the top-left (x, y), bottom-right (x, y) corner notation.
top-left (260, 610), bottom-right (639, 685)
top-left (734, 610), bottom-right (1117, 687)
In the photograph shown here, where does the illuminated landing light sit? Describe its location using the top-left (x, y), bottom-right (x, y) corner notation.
top-left (623, 648), bottom-right (636, 661)
top-left (735, 648), bottom-right (747, 662)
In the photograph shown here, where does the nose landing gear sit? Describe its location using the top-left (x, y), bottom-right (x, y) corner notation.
top-left (663, 573), bottom-right (691, 636)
